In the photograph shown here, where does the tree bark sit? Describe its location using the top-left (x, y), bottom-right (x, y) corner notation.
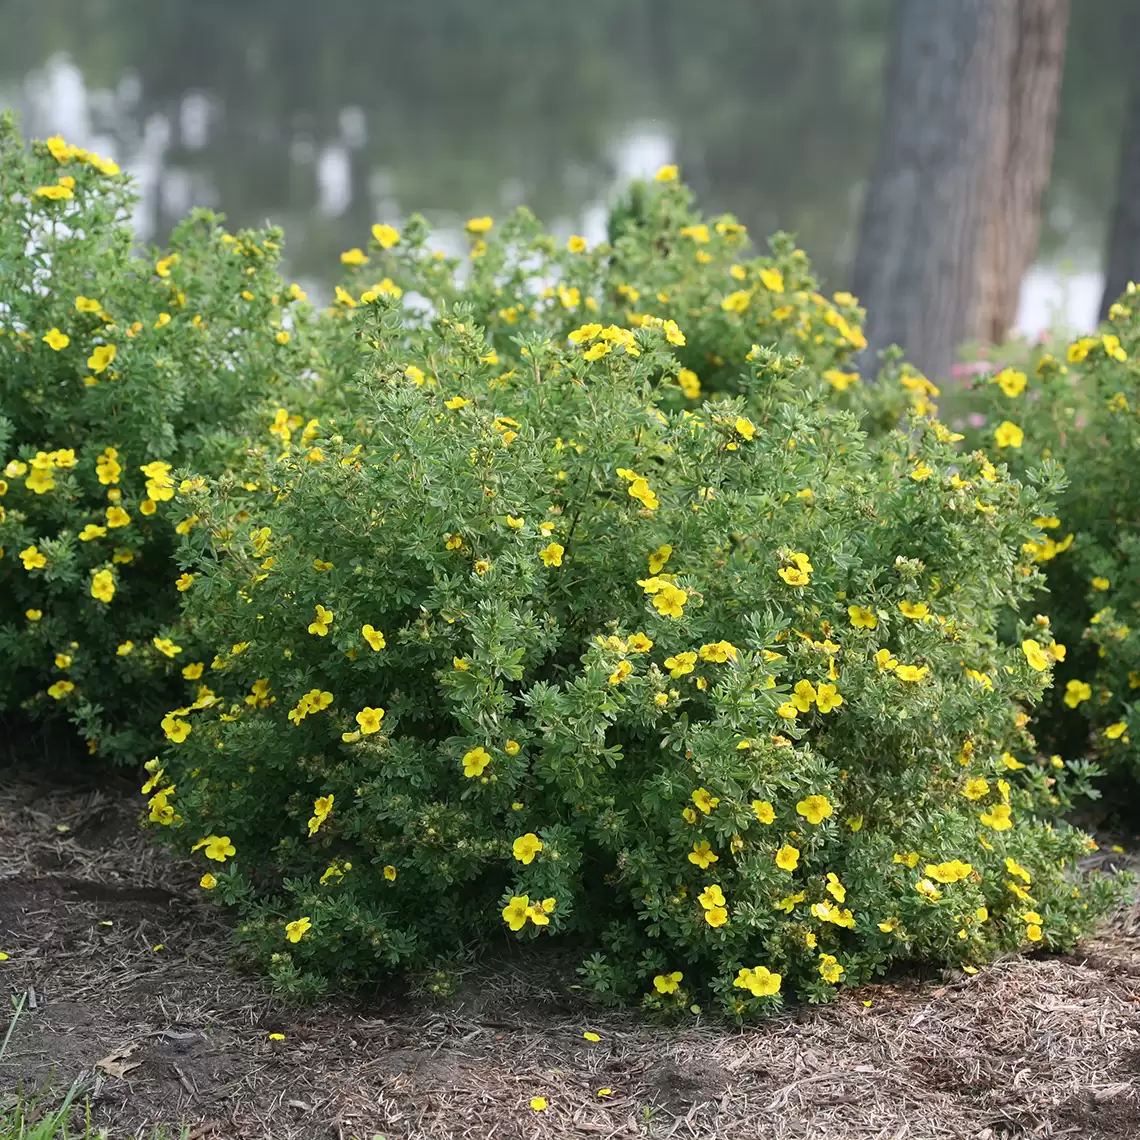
top-left (854, 0), bottom-right (1068, 379)
top-left (1100, 79), bottom-right (1140, 320)
top-left (982, 0), bottom-right (1069, 344)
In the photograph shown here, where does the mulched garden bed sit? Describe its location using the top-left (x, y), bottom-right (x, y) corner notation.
top-left (2, 768), bottom-right (1139, 1140)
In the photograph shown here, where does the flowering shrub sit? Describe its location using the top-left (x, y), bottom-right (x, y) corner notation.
top-left (961, 300), bottom-right (1140, 787)
top-left (305, 166), bottom-right (921, 428)
top-left (0, 117), bottom-right (309, 761)
top-left (150, 275), bottom-right (1111, 1013)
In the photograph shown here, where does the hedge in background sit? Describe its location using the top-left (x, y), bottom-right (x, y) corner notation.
top-left (962, 303), bottom-right (1140, 789)
top-left (0, 117), bottom-right (312, 762)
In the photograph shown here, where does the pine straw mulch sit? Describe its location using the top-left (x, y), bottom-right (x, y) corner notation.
top-left (1, 768), bottom-right (1140, 1140)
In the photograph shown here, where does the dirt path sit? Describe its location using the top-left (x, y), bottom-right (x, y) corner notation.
top-left (2, 775), bottom-right (1139, 1140)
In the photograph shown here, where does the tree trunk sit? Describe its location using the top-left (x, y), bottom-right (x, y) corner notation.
top-left (1100, 79), bottom-right (1140, 320)
top-left (982, 0), bottom-right (1069, 344)
top-left (854, 0), bottom-right (1068, 379)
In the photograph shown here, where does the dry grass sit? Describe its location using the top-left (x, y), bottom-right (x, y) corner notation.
top-left (1, 768), bottom-right (1138, 1140)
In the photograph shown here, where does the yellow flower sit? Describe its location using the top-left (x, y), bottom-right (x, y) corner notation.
top-left (1091, 576), bottom-right (1110, 591)
top-left (894, 664), bottom-right (928, 682)
top-left (627, 477), bottom-right (659, 511)
top-left (627, 632), bottom-right (654, 654)
top-left (677, 368), bottom-right (701, 398)
top-left (924, 859), bottom-right (973, 884)
top-left (284, 916), bottom-right (312, 943)
top-left (466, 216), bottom-right (493, 234)
top-left (815, 683), bottom-right (843, 714)
top-left (512, 833), bottom-right (543, 865)
top-left (993, 368), bottom-right (1027, 397)
top-left (539, 541), bottom-right (565, 567)
top-left (340, 247), bottom-right (369, 266)
top-left (691, 787), bottom-right (719, 814)
top-left (721, 290), bottom-right (751, 314)
top-left (779, 566), bottom-right (809, 586)
top-left (356, 706), bottom-right (385, 735)
top-left (962, 777), bottom-right (990, 801)
top-left (654, 164), bottom-right (678, 182)
top-left (199, 873), bottom-right (217, 890)
top-left (608, 660), bottom-right (632, 685)
top-left (530, 1097), bottom-right (548, 1112)
top-left (153, 637), bottom-right (182, 658)
top-left (704, 906), bottom-right (728, 927)
top-left (444, 396), bottom-right (469, 410)
top-left (161, 713), bottom-right (191, 743)
top-left (106, 505), bottom-right (131, 527)
top-left (47, 680), bottom-right (75, 700)
top-left (90, 568), bottom-right (115, 603)
top-left (502, 895), bottom-right (530, 931)
top-left (822, 369), bottom-right (858, 391)
top-left (775, 844), bottom-right (800, 871)
top-left (979, 803), bottom-right (1013, 831)
top-left (20, 545), bottom-right (47, 570)
top-left (734, 966), bottom-right (782, 997)
top-left (182, 662), bottom-right (204, 679)
top-left (848, 605), bottom-right (877, 630)
top-left (1063, 679), bottom-right (1091, 708)
top-left (26, 610), bottom-right (43, 622)
top-left (751, 800), bottom-right (775, 825)
top-left (818, 953), bottom-right (844, 984)
top-left (372, 223), bottom-right (400, 248)
top-left (791, 679), bottom-right (817, 712)
top-left (874, 648), bottom-right (899, 671)
top-left (505, 739), bottom-right (521, 756)
top-left (993, 421), bottom-right (1024, 449)
top-left (308, 604), bottom-right (334, 636)
top-left (698, 640), bottom-right (737, 664)
top-left (193, 835), bottom-right (236, 862)
top-left (1005, 857), bottom-right (1031, 883)
top-left (87, 344), bottom-right (116, 373)
top-left (898, 601), bottom-right (929, 620)
top-left (360, 623), bottom-right (386, 651)
top-left (796, 795), bottom-right (833, 825)
top-left (1025, 923), bottom-right (1043, 942)
top-left (463, 746), bottom-right (492, 778)
top-left (1105, 721), bottom-right (1128, 740)
top-left (1020, 638), bottom-right (1050, 671)
top-left (646, 544), bottom-right (673, 575)
top-left (383, 865), bottom-right (397, 881)
top-left (688, 841), bottom-right (718, 870)
top-left (1103, 333), bottom-right (1128, 361)
top-left (42, 328), bottom-right (70, 351)
top-left (759, 267), bottom-right (785, 293)
top-left (75, 295), bottom-right (102, 313)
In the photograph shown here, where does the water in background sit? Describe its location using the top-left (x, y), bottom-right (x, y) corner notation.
top-left (1, 0), bottom-right (1133, 335)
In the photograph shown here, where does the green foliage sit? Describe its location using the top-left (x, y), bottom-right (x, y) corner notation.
top-left (0, 115), bottom-right (307, 762)
top-left (1, 124), bottom-right (1116, 1016)
top-left (149, 217), bottom-right (1110, 1014)
top-left (960, 310), bottom-right (1140, 786)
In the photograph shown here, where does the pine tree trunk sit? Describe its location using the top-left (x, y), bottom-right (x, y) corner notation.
top-left (1100, 79), bottom-right (1140, 320)
top-left (982, 0), bottom-right (1069, 344)
top-left (854, 0), bottom-right (1068, 379)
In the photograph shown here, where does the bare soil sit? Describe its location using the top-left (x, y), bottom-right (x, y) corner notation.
top-left (2, 771), bottom-right (1139, 1140)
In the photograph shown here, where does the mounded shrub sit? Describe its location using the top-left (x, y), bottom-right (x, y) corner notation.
top-left (960, 304), bottom-right (1140, 789)
top-left (149, 279), bottom-right (1111, 1013)
top-left (0, 117), bottom-right (312, 762)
